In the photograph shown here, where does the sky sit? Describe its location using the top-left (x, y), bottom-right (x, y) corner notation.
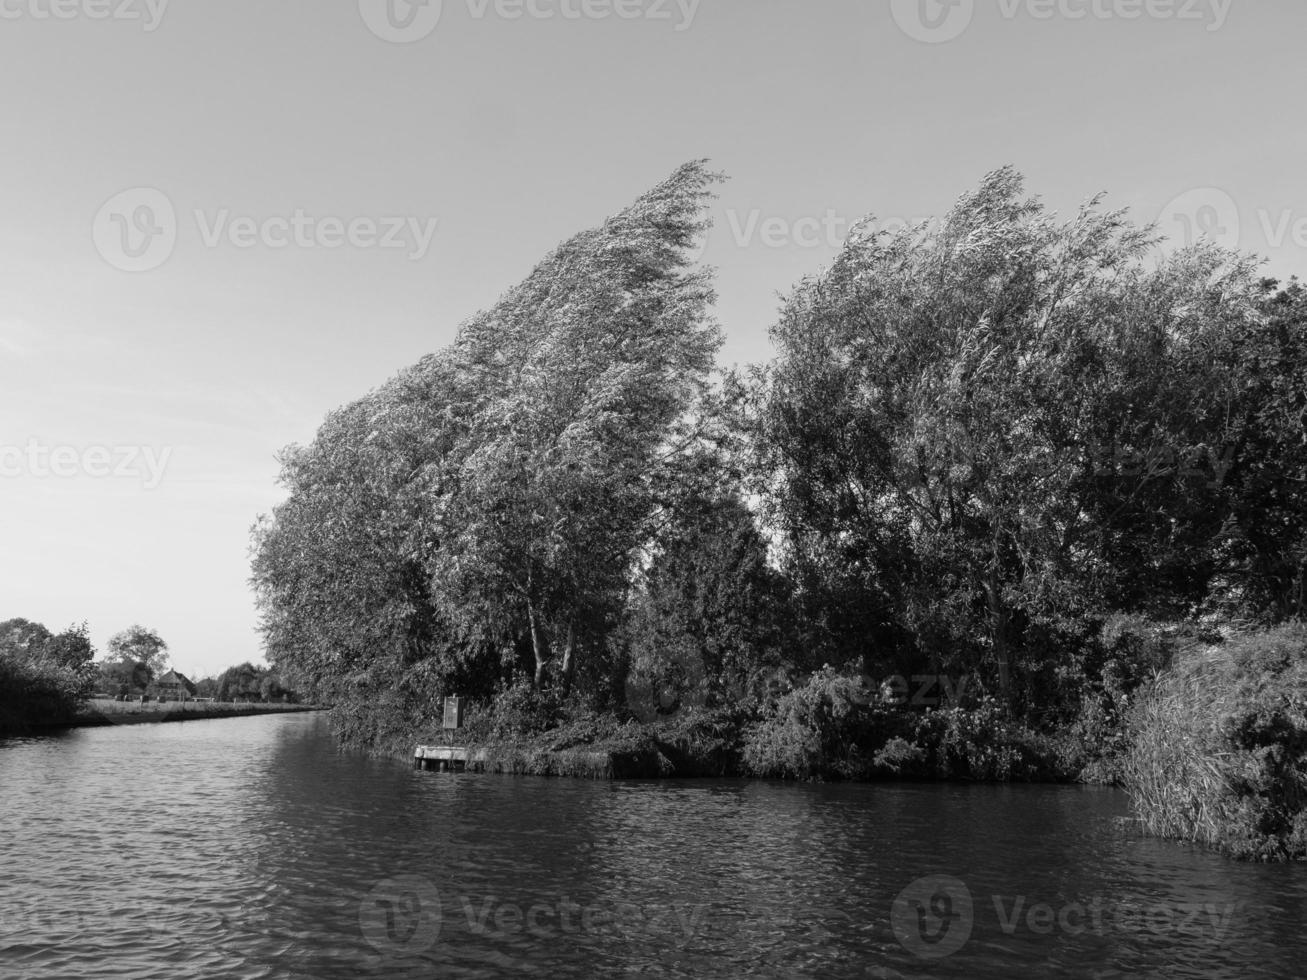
top-left (2, 0), bottom-right (1304, 679)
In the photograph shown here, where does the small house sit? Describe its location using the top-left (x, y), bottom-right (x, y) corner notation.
top-left (155, 669), bottom-right (198, 702)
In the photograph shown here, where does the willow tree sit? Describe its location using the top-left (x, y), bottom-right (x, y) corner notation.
top-left (253, 161), bottom-right (724, 714)
top-left (431, 160), bottom-right (723, 692)
top-left (754, 167), bottom-right (1265, 709)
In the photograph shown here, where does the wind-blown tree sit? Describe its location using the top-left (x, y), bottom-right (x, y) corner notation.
top-left (251, 381), bottom-right (461, 713)
top-left (1209, 278), bottom-right (1307, 621)
top-left (431, 160), bottom-right (723, 693)
top-left (253, 161), bottom-right (724, 740)
top-left (753, 167), bottom-right (1268, 710)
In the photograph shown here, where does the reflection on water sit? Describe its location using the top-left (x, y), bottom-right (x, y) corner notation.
top-left (2, 713), bottom-right (1305, 979)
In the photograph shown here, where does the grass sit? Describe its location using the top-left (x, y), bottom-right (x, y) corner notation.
top-left (64, 699), bottom-right (323, 728)
top-left (1122, 624), bottom-right (1307, 861)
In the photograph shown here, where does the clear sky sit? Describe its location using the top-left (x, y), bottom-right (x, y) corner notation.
top-left (2, 0), bottom-right (1304, 679)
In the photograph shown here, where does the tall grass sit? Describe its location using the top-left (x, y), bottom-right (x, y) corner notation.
top-left (1122, 624), bottom-right (1307, 861)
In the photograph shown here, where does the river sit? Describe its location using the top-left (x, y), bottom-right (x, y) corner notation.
top-left (1, 712), bottom-right (1304, 979)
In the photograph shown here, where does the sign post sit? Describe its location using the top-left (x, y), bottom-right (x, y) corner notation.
top-left (442, 695), bottom-right (463, 733)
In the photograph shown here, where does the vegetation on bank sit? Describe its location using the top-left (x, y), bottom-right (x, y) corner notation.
top-left (1124, 624), bottom-right (1307, 861)
top-left (73, 698), bottom-right (321, 728)
top-left (0, 619), bottom-right (97, 732)
top-left (1, 618), bottom-right (299, 733)
top-left (251, 163), bottom-right (1307, 858)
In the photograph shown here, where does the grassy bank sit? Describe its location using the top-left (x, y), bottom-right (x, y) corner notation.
top-left (11, 699), bottom-right (326, 731)
top-left (331, 622), bottom-right (1307, 862)
top-left (376, 693), bottom-right (1073, 784)
top-left (1123, 624), bottom-right (1307, 861)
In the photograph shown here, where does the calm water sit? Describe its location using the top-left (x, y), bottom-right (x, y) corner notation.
top-left (2, 714), bottom-right (1305, 979)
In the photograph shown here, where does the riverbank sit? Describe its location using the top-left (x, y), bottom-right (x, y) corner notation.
top-left (393, 701), bottom-right (1076, 784)
top-left (9, 700), bottom-right (326, 732)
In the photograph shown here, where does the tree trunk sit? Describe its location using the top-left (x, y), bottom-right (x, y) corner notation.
top-left (528, 600), bottom-right (549, 691)
top-left (986, 525), bottom-right (1012, 712)
top-left (559, 621), bottom-right (575, 696)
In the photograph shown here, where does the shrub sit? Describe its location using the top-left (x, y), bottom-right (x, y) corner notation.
top-left (1123, 623), bottom-right (1307, 860)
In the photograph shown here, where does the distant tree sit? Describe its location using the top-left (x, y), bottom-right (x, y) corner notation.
top-left (216, 662), bottom-right (263, 702)
top-left (0, 618), bottom-right (54, 660)
top-left (44, 623), bottom-right (96, 674)
top-left (259, 673), bottom-right (287, 703)
top-left (107, 625), bottom-right (170, 678)
top-left (99, 659), bottom-right (151, 697)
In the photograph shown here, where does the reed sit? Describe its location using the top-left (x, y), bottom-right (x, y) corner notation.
top-left (1122, 624), bottom-right (1307, 861)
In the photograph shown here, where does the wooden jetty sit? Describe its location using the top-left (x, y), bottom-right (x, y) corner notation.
top-left (413, 744), bottom-right (488, 772)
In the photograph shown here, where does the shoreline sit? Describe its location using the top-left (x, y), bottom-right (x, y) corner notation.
top-left (8, 700), bottom-right (326, 733)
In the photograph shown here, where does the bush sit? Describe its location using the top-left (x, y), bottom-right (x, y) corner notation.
top-left (0, 650), bottom-right (92, 732)
top-left (740, 665), bottom-right (1065, 782)
top-left (1123, 623), bottom-right (1307, 861)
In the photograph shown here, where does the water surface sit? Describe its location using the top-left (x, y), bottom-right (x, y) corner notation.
top-left (2, 713), bottom-right (1304, 978)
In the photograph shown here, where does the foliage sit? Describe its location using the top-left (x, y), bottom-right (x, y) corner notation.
top-left (0, 619), bottom-right (98, 731)
top-left (106, 625), bottom-right (170, 678)
top-left (247, 164), bottom-right (1307, 813)
top-left (1123, 623), bottom-right (1307, 861)
top-left (749, 166), bottom-right (1280, 711)
top-left (214, 662), bottom-right (293, 703)
top-left (617, 490), bottom-right (795, 720)
top-left (253, 160), bottom-right (724, 728)
top-left (739, 665), bottom-right (1059, 781)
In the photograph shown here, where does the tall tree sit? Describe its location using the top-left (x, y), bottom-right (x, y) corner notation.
top-left (431, 160), bottom-right (723, 692)
top-left (754, 167), bottom-right (1265, 708)
top-left (253, 160), bottom-right (724, 730)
